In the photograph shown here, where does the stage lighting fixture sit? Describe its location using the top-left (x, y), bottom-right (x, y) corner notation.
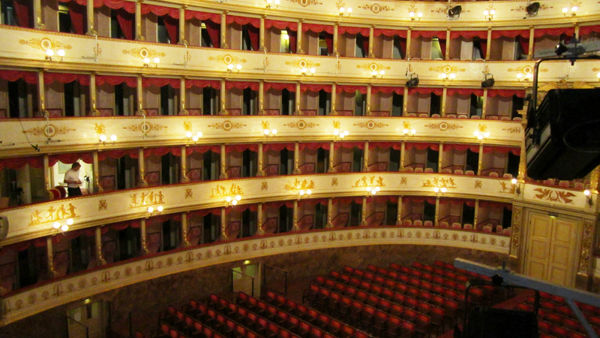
top-left (448, 5), bottom-right (462, 18)
top-left (481, 74), bottom-right (495, 88)
top-left (406, 76), bottom-right (419, 88)
top-left (526, 2), bottom-right (540, 16)
top-left (555, 41), bottom-right (568, 56)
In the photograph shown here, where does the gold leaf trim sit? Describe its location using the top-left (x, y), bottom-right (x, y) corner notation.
top-left (283, 120), bottom-right (319, 130)
top-left (23, 124), bottom-right (75, 138)
top-left (29, 203), bottom-right (77, 226)
top-left (533, 187), bottom-right (575, 204)
top-left (287, 0), bottom-right (323, 7)
top-left (358, 3), bottom-right (394, 14)
top-left (424, 121), bottom-right (463, 131)
top-left (19, 37), bottom-right (72, 51)
top-left (285, 178), bottom-right (315, 191)
top-left (352, 176), bottom-right (385, 188)
top-left (353, 120), bottom-right (388, 129)
top-left (122, 121), bottom-right (167, 136)
top-left (208, 120), bottom-right (247, 131)
top-left (122, 47), bottom-right (165, 59)
top-left (210, 183), bottom-right (243, 199)
top-left (422, 177), bottom-right (456, 189)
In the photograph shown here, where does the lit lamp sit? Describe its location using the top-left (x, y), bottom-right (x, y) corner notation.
top-left (483, 9), bottom-right (496, 21)
top-left (401, 122), bottom-right (416, 136)
top-left (143, 57), bottom-right (160, 68)
top-left (225, 194), bottom-right (242, 206)
top-left (99, 134), bottom-right (117, 144)
top-left (365, 186), bottom-right (381, 195)
top-left (474, 125), bottom-right (490, 140)
top-left (584, 189), bottom-right (593, 206)
top-left (186, 131), bottom-right (203, 142)
top-left (265, 0), bottom-right (280, 8)
top-left (433, 187), bottom-right (448, 193)
top-left (371, 70), bottom-right (385, 78)
top-left (409, 10), bottom-right (423, 21)
top-left (333, 129), bottom-right (349, 139)
top-left (339, 7), bottom-right (352, 16)
top-left (301, 67), bottom-right (316, 76)
top-left (263, 128), bottom-right (278, 136)
top-left (45, 48), bottom-right (65, 61)
top-left (52, 218), bottom-right (74, 232)
top-left (562, 5), bottom-right (578, 16)
top-left (227, 64), bottom-right (242, 72)
top-left (511, 177), bottom-right (521, 194)
top-left (147, 205), bottom-right (164, 214)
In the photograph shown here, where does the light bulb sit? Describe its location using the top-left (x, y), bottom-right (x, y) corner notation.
top-left (417, 12), bottom-right (422, 18)
top-left (61, 224), bottom-right (69, 232)
top-left (379, 70), bottom-right (385, 75)
top-left (226, 196), bottom-right (232, 202)
top-left (448, 73), bottom-right (456, 80)
top-left (99, 134), bottom-right (107, 142)
top-left (511, 178), bottom-right (518, 185)
top-left (310, 68), bottom-right (315, 74)
top-left (403, 128), bottom-right (409, 134)
top-left (584, 189), bottom-right (591, 196)
top-left (264, 129), bottom-right (270, 135)
top-left (366, 187), bottom-right (372, 192)
top-left (343, 131), bottom-right (349, 136)
top-left (409, 11), bottom-right (415, 17)
top-left (571, 6), bottom-right (578, 12)
top-left (235, 195), bottom-right (241, 201)
top-left (371, 190), bottom-right (377, 195)
top-left (143, 57), bottom-right (150, 64)
top-left (596, 72), bottom-right (600, 79)
top-left (483, 10), bottom-right (489, 16)
top-left (490, 9), bottom-right (495, 15)
top-left (334, 130), bottom-right (339, 135)
top-left (484, 132), bottom-right (490, 137)
top-left (53, 222), bottom-right (61, 229)
top-left (340, 7), bottom-right (345, 13)
top-left (306, 190), bottom-right (312, 195)
top-left (57, 49), bottom-right (65, 57)
top-left (196, 132), bottom-right (203, 138)
top-left (562, 7), bottom-right (569, 13)
top-left (301, 67), bottom-right (307, 73)
top-left (232, 199), bottom-right (238, 205)
top-left (375, 186), bottom-right (381, 192)
top-left (347, 8), bottom-right (352, 13)
top-left (147, 206), bottom-right (154, 213)
top-left (46, 49), bottom-right (54, 57)
top-left (228, 64), bottom-right (234, 70)
top-left (110, 134), bottom-right (117, 141)
top-left (192, 135), bottom-right (199, 142)
top-left (236, 64), bottom-right (242, 70)
top-left (157, 205), bottom-right (164, 212)
top-left (153, 57), bottom-right (160, 64)
top-left (299, 190), bottom-right (305, 196)
top-left (411, 129), bottom-right (416, 135)
top-left (271, 129), bottom-right (277, 135)
top-left (66, 218), bottom-right (74, 225)
top-left (186, 131), bottom-right (193, 138)
top-left (433, 187), bottom-right (440, 193)
top-left (441, 187), bottom-right (448, 193)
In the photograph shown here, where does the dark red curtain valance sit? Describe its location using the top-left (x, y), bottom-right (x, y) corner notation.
top-left (479, 201), bottom-right (511, 210)
top-left (0, 70), bottom-right (37, 84)
top-left (446, 88), bottom-right (484, 97)
top-left (96, 75), bottom-right (136, 87)
top-left (439, 198), bottom-right (475, 207)
top-left (98, 149), bottom-right (137, 161)
top-left (299, 198), bottom-right (328, 207)
top-left (443, 144), bottom-right (479, 153)
top-left (142, 78), bottom-right (180, 88)
top-left (265, 19), bottom-right (297, 31)
top-left (334, 142), bottom-right (365, 150)
top-left (405, 196), bottom-right (436, 204)
top-left (483, 146), bottom-right (520, 156)
top-left (186, 79), bottom-right (220, 89)
top-left (226, 144), bottom-right (258, 153)
top-left (264, 82), bottom-right (296, 92)
top-left (226, 15), bottom-right (259, 28)
top-left (44, 73), bottom-right (89, 86)
top-left (374, 29), bottom-right (407, 38)
top-left (534, 26), bottom-right (574, 38)
top-left (337, 85), bottom-right (367, 95)
top-left (579, 25), bottom-right (600, 36)
top-left (144, 147), bottom-right (179, 158)
top-left (405, 143), bottom-right (439, 151)
top-left (0, 156), bottom-right (42, 169)
top-left (189, 208), bottom-right (221, 217)
top-left (487, 89), bottom-right (525, 98)
top-left (338, 26), bottom-right (369, 36)
top-left (408, 87), bottom-right (443, 96)
top-left (96, 0), bottom-right (135, 12)
top-left (333, 196), bottom-right (363, 204)
top-left (226, 81), bottom-right (259, 91)
top-left (412, 31), bottom-right (446, 39)
top-left (226, 204), bottom-right (258, 214)
top-left (371, 86), bottom-right (403, 95)
top-left (187, 145), bottom-right (221, 155)
top-left (13, 0), bottom-right (33, 28)
top-left (49, 153), bottom-right (93, 166)
top-left (450, 31), bottom-right (487, 40)
top-left (111, 220), bottom-right (140, 231)
top-left (372, 195), bottom-right (398, 204)
top-left (299, 142), bottom-right (330, 151)
top-left (302, 23), bottom-right (334, 34)
top-left (369, 142), bottom-right (402, 150)
top-left (184, 10), bottom-right (220, 23)
top-left (491, 29), bottom-right (530, 39)
top-left (263, 143), bottom-right (294, 152)
top-left (300, 84), bottom-right (332, 93)
top-left (141, 4), bottom-right (179, 18)
top-left (263, 201), bottom-right (293, 209)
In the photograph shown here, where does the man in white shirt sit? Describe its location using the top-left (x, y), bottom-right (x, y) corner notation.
top-left (64, 162), bottom-right (83, 197)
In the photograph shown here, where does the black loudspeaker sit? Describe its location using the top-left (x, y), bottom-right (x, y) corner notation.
top-left (464, 307), bottom-right (539, 338)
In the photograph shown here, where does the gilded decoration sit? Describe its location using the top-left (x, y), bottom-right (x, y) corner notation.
top-left (183, 121), bottom-right (192, 132)
top-left (358, 3), bottom-right (394, 14)
top-left (122, 47), bottom-right (165, 60)
top-left (502, 126), bottom-right (522, 134)
top-left (499, 181), bottom-right (516, 193)
top-left (352, 176), bottom-right (385, 188)
top-left (428, 65), bottom-right (466, 74)
top-left (29, 203), bottom-right (77, 226)
top-left (422, 177), bottom-right (456, 189)
top-left (578, 220), bottom-right (594, 276)
top-left (285, 178), bottom-right (315, 191)
top-left (210, 54), bottom-right (246, 65)
top-left (507, 65), bottom-right (547, 74)
top-left (261, 182), bottom-right (268, 190)
top-left (532, 187), bottom-right (575, 204)
top-left (283, 120), bottom-right (319, 130)
top-left (474, 180), bottom-right (483, 189)
top-left (400, 177), bottom-right (407, 185)
top-left (185, 189), bottom-right (193, 199)
top-left (98, 200), bottom-right (107, 211)
top-left (286, 58), bottom-right (320, 70)
top-left (286, 0), bottom-right (323, 7)
top-left (509, 206), bottom-right (521, 259)
top-left (510, 3), bottom-right (553, 11)
top-left (19, 37), bottom-right (72, 51)
top-left (208, 120), bottom-right (246, 131)
top-left (23, 124), bottom-right (75, 138)
top-left (94, 123), bottom-right (106, 135)
top-left (331, 178), bottom-right (338, 186)
top-left (353, 120), bottom-right (388, 129)
top-left (424, 121), bottom-right (462, 131)
top-left (430, 6), bottom-right (470, 14)
top-left (123, 121), bottom-right (167, 136)
top-left (357, 62), bottom-right (391, 72)
top-left (210, 183), bottom-right (243, 199)
top-left (129, 191), bottom-right (165, 208)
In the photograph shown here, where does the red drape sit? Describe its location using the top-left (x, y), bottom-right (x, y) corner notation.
top-left (491, 30), bottom-right (530, 39)
top-left (324, 33), bottom-right (333, 54)
top-left (142, 78), bottom-right (180, 88)
top-left (404, 196), bottom-right (436, 205)
top-left (479, 39), bottom-right (487, 59)
top-left (226, 15), bottom-right (259, 28)
top-left (518, 36), bottom-right (529, 56)
top-left (263, 201), bottom-right (294, 209)
top-left (439, 198), bottom-right (475, 207)
top-left (487, 89), bottom-right (525, 98)
top-left (369, 142), bottom-right (402, 150)
top-left (372, 196), bottom-right (399, 204)
top-left (44, 73), bottom-right (90, 86)
top-left (187, 145), bottom-right (221, 155)
top-left (301, 84), bottom-right (332, 93)
top-left (99, 0), bottom-right (135, 12)
top-left (205, 20), bottom-right (221, 47)
top-left (0, 70), bottom-right (37, 84)
top-left (337, 85), bottom-right (367, 94)
top-left (299, 143), bottom-right (330, 151)
top-left (334, 142), bottom-right (365, 150)
top-left (144, 147), bottom-right (179, 157)
top-left (371, 86), bottom-right (404, 95)
top-left (95, 75), bottom-right (136, 87)
top-left (333, 197), bottom-right (363, 204)
top-left (163, 16), bottom-right (179, 44)
top-left (299, 198), bottom-right (328, 207)
top-left (226, 204), bottom-right (258, 214)
top-left (247, 25), bottom-right (259, 51)
top-left (184, 10), bottom-right (221, 23)
top-left (189, 208), bottom-right (221, 217)
top-left (226, 81), bottom-right (259, 91)
top-left (450, 31), bottom-right (487, 40)
top-left (439, 39), bottom-right (446, 58)
top-left (49, 153), bottom-right (93, 166)
top-left (413, 31), bottom-right (445, 39)
top-left (226, 144), bottom-right (258, 153)
top-left (68, 2), bottom-right (86, 34)
top-left (263, 143), bottom-right (294, 152)
top-left (98, 149), bottom-right (137, 161)
top-left (302, 23), bottom-right (334, 34)
top-left (264, 82), bottom-right (296, 92)
top-left (443, 144), bottom-right (480, 152)
top-left (534, 27), bottom-right (574, 38)
top-left (374, 29), bottom-right (407, 38)
top-left (0, 156), bottom-right (43, 169)
top-left (446, 88), bottom-right (484, 97)
top-left (185, 79), bottom-right (220, 89)
top-left (110, 220), bottom-right (140, 231)
top-left (115, 8), bottom-right (134, 40)
top-left (289, 30), bottom-right (297, 53)
top-left (265, 19), bottom-right (297, 31)
top-left (405, 143), bottom-right (439, 151)
top-left (141, 4), bottom-right (179, 18)
top-left (579, 25), bottom-right (600, 37)
top-left (13, 0), bottom-right (32, 28)
top-left (338, 26), bottom-right (370, 36)
top-left (398, 37), bottom-right (407, 57)
top-left (483, 146), bottom-right (520, 156)
top-left (408, 87), bottom-right (443, 96)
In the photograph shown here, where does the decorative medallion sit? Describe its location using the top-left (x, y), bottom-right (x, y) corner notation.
top-left (352, 176), bottom-right (385, 188)
top-left (123, 121), bottom-right (167, 136)
top-left (287, 0), bottom-right (322, 6)
top-left (424, 121), bottom-right (462, 131)
top-left (29, 203), bottom-right (77, 226)
top-left (208, 120), bottom-right (246, 131)
top-left (19, 37), bottom-right (72, 51)
top-left (353, 120), bottom-right (389, 129)
top-left (94, 123), bottom-right (106, 135)
top-left (209, 53), bottom-right (247, 65)
top-left (358, 3), bottom-right (394, 14)
top-left (122, 47), bottom-right (165, 60)
top-left (185, 189), bottom-right (193, 199)
top-left (357, 62), bottom-right (391, 72)
top-left (283, 120), bottom-right (319, 130)
top-left (98, 199), bottom-right (107, 211)
top-left (23, 124), bottom-right (75, 138)
top-left (210, 183), bottom-right (244, 199)
top-left (422, 177), bottom-right (456, 189)
top-left (532, 187), bottom-right (576, 204)
top-left (129, 191), bottom-right (165, 208)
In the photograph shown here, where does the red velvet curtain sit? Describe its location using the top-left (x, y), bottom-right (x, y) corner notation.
top-left (408, 87), bottom-right (443, 96)
top-left (264, 201), bottom-right (294, 209)
top-left (300, 84), bottom-right (332, 93)
top-left (13, 0), bottom-right (32, 28)
top-left (226, 15), bottom-right (260, 28)
top-left (299, 198), bottom-right (328, 207)
top-left (187, 145), bottom-right (221, 155)
top-left (144, 147), bottom-right (179, 158)
top-left (374, 29), bottom-right (407, 38)
top-left (247, 25), bottom-right (259, 51)
top-left (142, 78), bottom-right (180, 88)
top-left (443, 144), bottom-right (480, 152)
top-left (579, 25), bottom-right (600, 37)
top-left (68, 2), bottom-right (87, 34)
top-left (226, 144), bottom-right (258, 153)
top-left (518, 36), bottom-right (529, 56)
top-left (99, 0), bottom-right (136, 12)
top-left (324, 33), bottom-right (333, 54)
top-left (446, 88), bottom-right (484, 97)
top-left (141, 4), bottom-right (179, 18)
top-left (534, 27), bottom-right (574, 38)
top-left (163, 16), bottom-right (179, 44)
top-left (189, 208), bottom-right (221, 217)
top-left (337, 85), bottom-right (367, 94)
top-left (450, 31), bottom-right (487, 40)
top-left (0, 70), bottom-right (37, 84)
top-left (185, 79), bottom-right (220, 89)
top-left (49, 152), bottom-right (93, 166)
top-left (289, 30), bottom-right (297, 53)
top-left (205, 20), bottom-right (221, 47)
top-left (405, 196), bottom-right (436, 205)
top-left (479, 39), bottom-right (487, 59)
top-left (0, 156), bottom-right (43, 169)
top-left (491, 30), bottom-right (529, 39)
top-left (334, 142), bottom-right (365, 150)
top-left (372, 196), bottom-right (399, 204)
top-left (302, 23), bottom-right (334, 34)
top-left (483, 146), bottom-right (520, 156)
top-left (333, 197), bottom-right (363, 205)
top-left (299, 143), bottom-right (330, 151)
top-left (264, 82), bottom-right (295, 92)
top-left (263, 143), bottom-right (294, 152)
top-left (405, 143), bottom-right (439, 151)
top-left (371, 86), bottom-right (403, 95)
top-left (115, 8), bottom-right (134, 40)
top-left (44, 73), bottom-right (90, 86)
top-left (487, 89), bottom-right (525, 98)
top-left (369, 142), bottom-right (402, 150)
top-left (338, 26), bottom-right (369, 36)
top-left (98, 149), bottom-right (137, 161)
top-left (226, 81), bottom-right (259, 91)
top-left (95, 75), bottom-right (136, 87)
top-left (184, 10), bottom-right (221, 23)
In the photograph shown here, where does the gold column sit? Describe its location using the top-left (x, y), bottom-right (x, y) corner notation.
top-left (140, 218), bottom-right (148, 254)
top-left (33, 0), bottom-right (44, 29)
top-left (38, 71), bottom-right (45, 115)
top-left (90, 73), bottom-right (98, 116)
top-left (331, 83), bottom-right (337, 114)
top-left (43, 154), bottom-right (51, 192)
top-left (363, 141), bottom-right (369, 172)
top-left (441, 87), bottom-right (447, 116)
top-left (396, 197), bottom-right (403, 225)
top-left (574, 25), bottom-right (580, 38)
top-left (402, 87), bottom-right (408, 116)
top-left (257, 143), bottom-right (265, 176)
top-left (445, 30), bottom-right (450, 60)
top-left (221, 207), bottom-right (228, 240)
top-left (326, 198), bottom-right (333, 228)
top-left (297, 21), bottom-right (303, 53)
top-left (435, 197), bottom-right (440, 226)
top-left (528, 27), bottom-right (534, 60)
top-left (368, 26), bottom-right (374, 57)
top-left (295, 83), bottom-right (301, 114)
top-left (220, 144), bottom-right (227, 179)
top-left (482, 89), bottom-right (488, 119)
top-left (406, 29), bottom-right (412, 59)
top-left (96, 227), bottom-right (106, 265)
top-left (87, 0), bottom-right (95, 35)
top-left (137, 76), bottom-right (144, 114)
top-left (258, 80), bottom-right (264, 114)
top-left (473, 200), bottom-right (479, 229)
top-left (92, 151), bottom-right (102, 193)
top-left (477, 144), bottom-right (483, 176)
top-left (181, 212), bottom-right (190, 247)
top-left (179, 7), bottom-right (185, 44)
top-left (47, 237), bottom-right (56, 278)
top-left (220, 79), bottom-right (227, 115)
top-left (180, 78), bottom-right (187, 115)
top-left (293, 142), bottom-right (300, 174)
top-left (138, 148), bottom-right (148, 187)
top-left (333, 23), bottom-right (339, 56)
top-left (260, 16), bottom-right (265, 51)
top-left (400, 142), bottom-right (405, 170)
top-left (329, 141), bottom-right (335, 172)
top-left (135, 1), bottom-right (143, 40)
top-left (366, 85), bottom-right (371, 116)
top-left (180, 145), bottom-right (189, 183)
top-left (486, 29), bottom-right (492, 61)
top-left (438, 143), bottom-right (443, 173)
top-left (257, 203), bottom-right (264, 234)
top-left (221, 13), bottom-right (227, 48)
top-left (361, 197), bottom-right (367, 226)
top-left (292, 200), bottom-right (299, 231)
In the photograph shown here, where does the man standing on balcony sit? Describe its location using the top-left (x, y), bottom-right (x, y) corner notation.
top-left (64, 162), bottom-right (83, 197)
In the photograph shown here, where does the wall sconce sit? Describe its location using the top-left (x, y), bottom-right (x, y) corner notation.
top-left (99, 134), bottom-right (117, 144)
top-left (409, 9), bottom-right (423, 20)
top-left (225, 194), bottom-right (242, 206)
top-left (301, 67), bottom-right (316, 76)
top-left (433, 187), bottom-right (448, 193)
top-left (483, 8), bottom-right (496, 21)
top-left (333, 129), bottom-right (349, 139)
top-left (596, 72), bottom-right (600, 80)
top-left (366, 186), bottom-right (381, 195)
top-left (265, 0), bottom-right (280, 8)
top-left (263, 128), bottom-right (278, 136)
top-left (186, 131), bottom-right (203, 142)
top-left (339, 7), bottom-right (352, 16)
top-left (584, 189), bottom-right (593, 206)
top-left (474, 125), bottom-right (490, 140)
top-left (401, 122), bottom-right (416, 136)
top-left (371, 70), bottom-right (385, 78)
top-left (52, 218), bottom-right (73, 232)
top-left (439, 73), bottom-right (456, 81)
top-left (516, 72), bottom-right (533, 81)
top-left (143, 57), bottom-right (160, 68)
top-left (227, 64), bottom-right (242, 72)
top-left (511, 178), bottom-right (521, 194)
top-left (562, 5), bottom-right (578, 16)
top-left (45, 48), bottom-right (65, 61)
top-left (147, 205), bottom-right (164, 214)
top-left (286, 178), bottom-right (315, 199)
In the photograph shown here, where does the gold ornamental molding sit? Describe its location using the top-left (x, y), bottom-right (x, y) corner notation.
top-left (424, 121), bottom-right (463, 131)
top-left (358, 3), bottom-right (394, 14)
top-left (98, 200), bottom-right (108, 211)
top-left (502, 126), bottom-right (522, 134)
top-left (357, 62), bottom-right (391, 72)
top-left (209, 54), bottom-right (247, 66)
top-left (577, 219), bottom-right (594, 276)
top-left (22, 124), bottom-right (75, 138)
top-left (129, 191), bottom-right (165, 208)
top-left (19, 37), bottom-right (72, 51)
top-left (509, 205), bottom-right (522, 259)
top-left (286, 58), bottom-right (320, 70)
top-left (499, 181), bottom-right (516, 193)
top-left (474, 180), bottom-right (483, 189)
top-left (208, 120), bottom-right (247, 131)
top-left (210, 183), bottom-right (244, 199)
top-left (352, 175), bottom-right (385, 188)
top-left (123, 121), bottom-right (168, 136)
top-left (429, 65), bottom-right (466, 74)
top-left (282, 119), bottom-right (319, 130)
top-left (422, 177), bottom-right (457, 189)
top-left (353, 120), bottom-right (389, 129)
top-left (122, 47), bottom-right (165, 60)
top-left (94, 123), bottom-right (106, 135)
top-left (532, 187), bottom-right (576, 204)
top-left (285, 178), bottom-right (315, 191)
top-left (185, 188), bottom-right (193, 199)
top-left (29, 203), bottom-right (78, 227)
top-left (510, 3), bottom-right (553, 12)
top-left (286, 0), bottom-right (323, 7)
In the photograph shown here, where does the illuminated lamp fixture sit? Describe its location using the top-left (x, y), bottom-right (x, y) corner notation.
top-left (143, 57), bottom-right (160, 68)
top-left (365, 186), bottom-right (381, 195)
top-left (45, 48), bottom-right (65, 61)
top-left (474, 125), bottom-right (490, 140)
top-left (265, 0), bottom-right (280, 8)
top-left (562, 5), bottom-right (578, 16)
top-left (287, 178), bottom-right (315, 199)
top-left (448, 5), bottom-right (462, 18)
top-left (227, 64), bottom-right (242, 72)
top-left (481, 73), bottom-right (495, 88)
top-left (225, 194), bottom-right (242, 206)
top-left (333, 129), bottom-right (349, 139)
top-left (339, 7), bottom-right (352, 16)
top-left (511, 177), bottom-right (521, 194)
top-left (526, 2), bottom-right (540, 16)
top-left (584, 189), bottom-right (593, 206)
top-left (52, 218), bottom-right (74, 232)
top-left (371, 70), bottom-right (385, 78)
top-left (409, 9), bottom-right (423, 21)
top-left (99, 134), bottom-right (117, 144)
top-left (406, 75), bottom-right (419, 88)
top-left (597, 72), bottom-right (600, 80)
top-left (433, 186), bottom-right (448, 193)
top-left (261, 121), bottom-right (277, 137)
top-left (147, 205), bottom-right (164, 214)
top-left (439, 72), bottom-right (456, 81)
top-left (483, 8), bottom-right (496, 21)
top-left (186, 131), bottom-right (203, 142)
top-left (401, 122), bottom-right (416, 136)
top-left (301, 67), bottom-right (316, 75)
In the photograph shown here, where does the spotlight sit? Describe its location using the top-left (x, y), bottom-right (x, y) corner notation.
top-left (555, 41), bottom-right (568, 56)
top-left (406, 76), bottom-right (419, 88)
top-left (481, 73), bottom-right (495, 88)
top-left (448, 5), bottom-right (462, 18)
top-left (526, 2), bottom-right (540, 16)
